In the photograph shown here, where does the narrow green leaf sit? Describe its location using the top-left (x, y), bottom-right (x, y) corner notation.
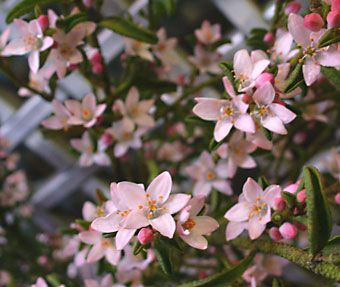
top-left (321, 66), bottom-right (340, 91)
top-left (303, 166), bottom-right (332, 255)
top-left (60, 227), bottom-right (79, 235)
top-left (321, 236), bottom-right (340, 256)
top-left (6, 0), bottom-right (69, 23)
top-left (284, 62), bottom-right (304, 93)
top-left (207, 38), bottom-right (231, 51)
top-left (154, 236), bottom-right (173, 275)
top-left (75, 219), bottom-right (91, 230)
top-left (177, 251), bottom-right (255, 287)
top-left (218, 62), bottom-right (237, 94)
top-left (281, 191), bottom-right (296, 208)
top-left (257, 176), bottom-right (270, 189)
top-left (154, 0), bottom-right (176, 16)
top-left (133, 239), bottom-right (143, 255)
top-left (46, 274), bottom-right (62, 287)
top-left (318, 27), bottom-right (340, 48)
top-left (272, 278), bottom-right (285, 287)
top-left (99, 17), bottom-right (158, 44)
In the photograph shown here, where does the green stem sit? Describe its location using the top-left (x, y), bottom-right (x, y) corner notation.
top-left (231, 238), bottom-right (340, 281)
top-left (270, 0), bottom-right (286, 33)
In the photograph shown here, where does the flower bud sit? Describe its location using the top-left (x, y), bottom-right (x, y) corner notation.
top-left (263, 32), bottom-right (275, 46)
top-left (91, 52), bottom-right (102, 65)
top-left (285, 2), bottom-right (301, 14)
top-left (68, 64), bottom-right (78, 71)
top-left (332, 0), bottom-right (340, 11)
top-left (273, 197), bottom-right (286, 211)
top-left (270, 227), bottom-right (283, 241)
top-left (279, 222), bottom-right (298, 239)
top-left (335, 193), bottom-right (340, 205)
top-left (242, 94), bottom-right (253, 104)
top-left (304, 13), bottom-right (325, 32)
top-left (255, 73), bottom-right (274, 88)
top-left (83, 0), bottom-right (95, 7)
top-left (284, 183), bottom-right (298, 194)
top-left (138, 228), bottom-right (154, 245)
top-left (101, 133), bottom-right (114, 146)
top-left (327, 9), bottom-right (340, 28)
top-left (38, 15), bottom-right (49, 30)
top-left (295, 221), bottom-right (307, 231)
top-left (92, 63), bottom-right (103, 74)
top-left (297, 189), bottom-right (306, 203)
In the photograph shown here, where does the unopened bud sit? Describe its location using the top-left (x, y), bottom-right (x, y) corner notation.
top-left (269, 227), bottom-right (283, 241)
top-left (327, 9), bottom-right (340, 28)
top-left (38, 15), bottom-right (49, 29)
top-left (255, 73), bottom-right (274, 88)
top-left (295, 221), bottom-right (307, 231)
top-left (297, 189), bottom-right (306, 203)
top-left (101, 133), bottom-right (114, 146)
top-left (304, 13), bottom-right (325, 32)
top-left (279, 222), bottom-right (298, 239)
top-left (263, 32), bottom-right (275, 46)
top-left (92, 63), bottom-right (103, 74)
top-left (242, 94), bottom-right (253, 104)
top-left (138, 228), bottom-right (154, 245)
top-left (332, 0), bottom-right (340, 11)
top-left (285, 2), bottom-right (301, 15)
top-left (335, 193), bottom-right (340, 205)
top-left (273, 197), bottom-right (286, 211)
top-left (91, 52), bottom-right (102, 65)
top-left (68, 64), bottom-right (78, 71)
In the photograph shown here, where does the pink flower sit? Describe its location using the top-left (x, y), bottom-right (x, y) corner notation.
top-left (122, 171), bottom-right (191, 238)
top-left (115, 87), bottom-right (155, 129)
top-left (91, 182), bottom-right (137, 250)
top-left (176, 196), bottom-right (219, 249)
top-left (252, 82), bottom-right (296, 135)
top-left (84, 274), bottom-right (113, 287)
top-left (42, 100), bottom-right (71, 130)
top-left (225, 178), bottom-right (281, 240)
top-left (66, 94), bottom-right (106, 128)
top-left (270, 30), bottom-right (299, 63)
top-left (79, 230), bottom-right (121, 265)
top-left (246, 122), bottom-right (273, 150)
top-left (31, 278), bottom-right (48, 287)
top-left (154, 27), bottom-right (177, 67)
top-left (0, 27), bottom-right (10, 55)
top-left (285, 2), bottom-right (301, 14)
top-left (233, 49), bottom-right (270, 92)
top-left (2, 19), bottom-right (53, 73)
top-left (186, 151), bottom-right (233, 197)
top-left (335, 193), bottom-right (340, 205)
top-left (216, 131), bottom-right (257, 178)
top-left (124, 38), bottom-right (154, 61)
top-left (288, 13), bottom-right (340, 86)
top-left (327, 9), bottom-right (340, 28)
top-left (70, 132), bottom-right (110, 167)
top-left (188, 45), bottom-right (221, 74)
top-left (194, 20), bottom-right (221, 45)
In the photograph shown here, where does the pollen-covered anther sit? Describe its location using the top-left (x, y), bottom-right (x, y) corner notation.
top-left (182, 218), bottom-right (196, 230)
top-left (138, 205), bottom-right (143, 209)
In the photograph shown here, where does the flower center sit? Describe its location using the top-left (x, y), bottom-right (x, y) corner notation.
top-left (206, 171), bottom-right (216, 180)
top-left (87, 146), bottom-right (93, 153)
top-left (182, 218), bottom-right (196, 230)
top-left (96, 206), bottom-right (104, 216)
top-left (101, 239), bottom-right (112, 249)
top-left (82, 109), bottom-right (92, 120)
top-left (218, 105), bottom-right (235, 121)
top-left (247, 197), bottom-right (267, 220)
top-left (257, 105), bottom-right (269, 117)
top-left (122, 132), bottom-right (131, 140)
top-left (144, 193), bottom-right (166, 219)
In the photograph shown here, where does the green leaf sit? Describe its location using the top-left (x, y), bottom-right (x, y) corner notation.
top-left (99, 17), bottom-right (158, 44)
top-left (303, 166), bottom-right (332, 255)
top-left (56, 13), bottom-right (88, 33)
top-left (272, 278), bottom-right (285, 287)
top-left (218, 62), bottom-right (237, 95)
top-left (318, 27), bottom-right (340, 48)
top-left (60, 227), bottom-right (79, 235)
top-left (133, 239), bottom-right (144, 255)
top-left (6, 0), bottom-right (69, 23)
top-left (321, 236), bottom-right (340, 256)
top-left (155, 0), bottom-right (176, 16)
top-left (207, 38), bottom-right (231, 51)
top-left (96, 189), bottom-right (108, 204)
top-left (321, 66), bottom-right (340, 91)
top-left (75, 219), bottom-right (91, 230)
top-left (46, 274), bottom-right (62, 287)
top-left (281, 191), bottom-right (296, 208)
top-left (154, 236), bottom-right (173, 275)
top-left (177, 251), bottom-right (255, 287)
top-left (257, 176), bottom-right (270, 189)
top-left (284, 62), bottom-right (304, 93)
top-left (254, 117), bottom-right (272, 141)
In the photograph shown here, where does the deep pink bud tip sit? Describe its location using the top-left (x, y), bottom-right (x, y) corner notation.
top-left (332, 0), bottom-right (340, 11)
top-left (297, 189), bottom-right (306, 203)
top-left (138, 228), bottom-right (154, 245)
top-left (91, 52), bottom-right (102, 65)
top-left (335, 193), bottom-right (340, 205)
top-left (92, 63), bottom-right (104, 74)
top-left (269, 227), bottom-right (283, 241)
top-left (327, 9), bottom-right (340, 28)
top-left (263, 32), bottom-right (275, 45)
top-left (279, 222), bottom-right (298, 240)
top-left (273, 197), bottom-right (286, 211)
top-left (255, 73), bottom-right (274, 88)
top-left (101, 133), bottom-right (114, 146)
top-left (304, 13), bottom-right (325, 32)
top-left (285, 2), bottom-right (301, 15)
top-left (38, 15), bottom-right (49, 30)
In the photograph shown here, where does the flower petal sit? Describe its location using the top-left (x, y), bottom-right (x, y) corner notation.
top-left (119, 182), bottom-right (147, 209)
top-left (123, 209), bottom-right (149, 229)
top-left (288, 13), bottom-right (311, 48)
top-left (91, 213), bottom-right (120, 233)
top-left (192, 216), bottom-right (219, 235)
top-left (262, 185), bottom-right (282, 207)
top-left (226, 221), bottom-right (246, 241)
top-left (248, 217), bottom-right (266, 240)
top-left (147, 171), bottom-right (172, 204)
top-left (269, 103), bottom-right (296, 124)
top-left (163, 193), bottom-right (191, 214)
top-left (193, 98), bottom-right (221, 121)
top-left (253, 82), bottom-right (275, 106)
top-left (214, 118), bottom-right (233, 142)
top-left (150, 213), bottom-right (176, 238)
top-left (243, 177), bottom-right (262, 202)
top-left (87, 243), bottom-right (105, 263)
top-left (302, 62), bottom-right (320, 86)
top-left (180, 234), bottom-right (208, 250)
top-left (115, 228), bottom-right (136, 250)
top-left (79, 230), bottom-right (101, 245)
top-left (224, 202), bottom-right (251, 222)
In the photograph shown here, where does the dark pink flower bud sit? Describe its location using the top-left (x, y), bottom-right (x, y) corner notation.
top-left (38, 15), bottom-right (49, 29)
top-left (83, 0), bottom-right (95, 7)
top-left (242, 94), bottom-right (253, 104)
top-left (96, 115), bottom-right (104, 125)
top-left (293, 132), bottom-right (307, 144)
top-left (269, 227), bottom-right (283, 241)
top-left (273, 197), bottom-right (286, 211)
top-left (332, 0), bottom-right (340, 11)
top-left (263, 32), bottom-right (275, 45)
top-left (279, 222), bottom-right (298, 239)
top-left (255, 73), bottom-right (274, 88)
top-left (272, 99), bottom-right (286, 106)
top-left (101, 133), bottom-right (114, 146)
top-left (138, 228), bottom-right (154, 245)
top-left (91, 52), bottom-right (102, 65)
top-left (38, 256), bottom-right (48, 265)
top-left (92, 63), bottom-right (103, 74)
top-left (199, 272), bottom-right (208, 279)
top-left (285, 2), bottom-right (301, 14)
top-left (68, 64), bottom-right (78, 71)
top-left (304, 13), bottom-right (325, 32)
top-left (295, 221), bottom-right (307, 231)
top-left (327, 9), bottom-right (340, 28)
top-left (335, 193), bottom-right (340, 205)
top-left (297, 189), bottom-right (306, 203)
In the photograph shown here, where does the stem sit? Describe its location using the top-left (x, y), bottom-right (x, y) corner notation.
top-left (231, 238), bottom-right (340, 281)
top-left (270, 0), bottom-right (286, 33)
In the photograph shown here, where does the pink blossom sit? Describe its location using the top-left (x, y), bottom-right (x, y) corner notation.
top-left (270, 30), bottom-right (299, 63)
top-left (2, 19), bottom-right (53, 73)
top-left (176, 196), bottom-right (219, 249)
top-left (84, 274), bottom-right (113, 287)
top-left (70, 132), bottom-right (110, 167)
top-left (255, 73), bottom-right (274, 88)
top-left (246, 122), bottom-right (273, 150)
top-left (154, 27), bottom-right (178, 67)
top-left (115, 87), bottom-right (155, 129)
top-left (0, 27), bottom-right (10, 55)
top-left (42, 100), bottom-right (71, 130)
top-left (273, 197), bottom-right (286, 211)
top-left (252, 82), bottom-right (296, 135)
top-left (124, 38), bottom-right (154, 62)
top-left (216, 131), bottom-right (257, 178)
top-left (288, 13), bottom-right (340, 86)
top-left (189, 45), bottom-right (221, 74)
top-left (122, 171), bottom-right (190, 238)
top-left (225, 178), bottom-right (281, 240)
top-left (233, 49), bottom-right (270, 92)
top-left (194, 20), bottom-right (221, 45)
top-left (0, 170), bottom-right (28, 207)
top-left (186, 151), bottom-right (233, 197)
top-left (38, 15), bottom-right (49, 29)
top-left (79, 230), bottom-right (121, 265)
top-left (263, 32), bottom-right (274, 45)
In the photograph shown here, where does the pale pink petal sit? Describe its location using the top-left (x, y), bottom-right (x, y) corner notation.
top-left (214, 119), bottom-right (233, 142)
top-left (79, 231), bottom-right (101, 245)
top-left (83, 94), bottom-right (96, 112)
top-left (41, 116), bottom-right (63, 129)
top-left (101, 274), bottom-right (114, 287)
top-left (318, 49), bottom-right (340, 67)
top-left (224, 202), bottom-right (251, 222)
top-left (262, 185), bottom-right (281, 207)
top-left (2, 39), bottom-right (31, 55)
top-left (147, 171), bottom-right (172, 204)
top-left (216, 143), bottom-right (228, 159)
top-left (123, 209), bottom-right (149, 229)
top-left (14, 19), bottom-right (29, 37)
top-left (95, 104), bottom-right (107, 117)
top-left (126, 86), bottom-right (139, 111)
top-left (234, 113), bottom-right (255, 133)
top-left (251, 59), bottom-right (270, 79)
top-left (114, 143), bottom-right (128, 157)
top-left (269, 103), bottom-right (296, 124)
top-left (193, 181), bottom-right (212, 197)
top-left (226, 221), bottom-right (246, 241)
top-left (302, 62), bottom-right (320, 86)
top-left (36, 278), bottom-right (48, 287)
top-left (248, 218), bottom-right (266, 240)
top-left (222, 76), bottom-right (236, 97)
top-left (237, 155), bottom-right (257, 169)
top-left (192, 216), bottom-right (219, 235)
top-left (82, 201), bottom-right (96, 221)
top-left (115, 228), bottom-right (136, 250)
top-left (65, 100), bottom-right (82, 117)
top-left (180, 234), bottom-right (208, 250)
top-left (227, 158), bottom-right (237, 178)
top-left (253, 82), bottom-right (275, 106)
top-left (135, 114), bottom-right (155, 127)
top-left (215, 161), bottom-right (230, 178)
top-left (234, 49), bottom-right (253, 78)
top-left (84, 279), bottom-right (98, 287)
top-left (251, 50), bottom-right (269, 63)
top-left (262, 115), bottom-right (287, 134)
top-left (188, 196), bottom-right (206, 217)
top-left (150, 213), bottom-right (176, 238)
top-left (163, 194), bottom-right (191, 214)
top-left (212, 180), bottom-right (233, 195)
top-left (91, 213), bottom-right (120, 233)
top-left (119, 182), bottom-right (147, 209)
top-left (0, 27), bottom-right (10, 48)
top-left (40, 36), bottom-right (54, 51)
top-left (243, 178), bottom-right (262, 202)
top-left (200, 151), bottom-right (215, 169)
top-left (193, 98), bottom-right (221, 121)
top-left (105, 246), bottom-right (120, 265)
top-left (288, 13), bottom-right (311, 48)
